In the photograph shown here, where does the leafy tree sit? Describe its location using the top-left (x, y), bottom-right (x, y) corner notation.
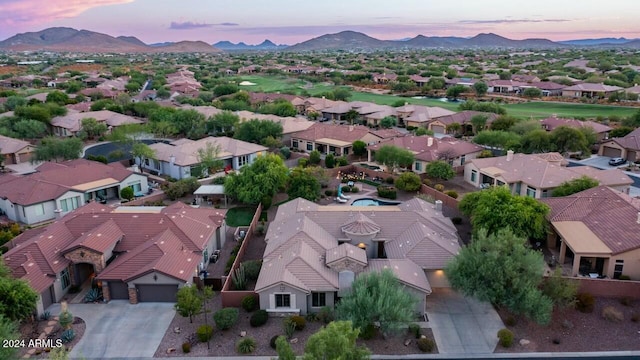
top-left (345, 109), bottom-right (360, 125)
top-left (213, 84), bottom-right (238, 97)
top-left (520, 129), bottom-right (554, 153)
top-left (308, 150), bottom-right (321, 165)
top-left (12, 119), bottom-right (47, 138)
top-left (541, 269), bottom-right (578, 309)
top-left (0, 315), bottom-right (19, 360)
top-left (175, 285), bottom-right (203, 323)
top-left (46, 91), bottom-right (69, 105)
top-left (446, 122), bottom-right (462, 135)
top-left (0, 259), bottom-right (38, 321)
top-left (325, 153), bottom-right (335, 168)
top-left (550, 126), bottom-right (590, 155)
top-left (303, 321), bottom-right (370, 360)
top-left (287, 166), bottom-right (322, 201)
top-left (425, 160), bottom-right (455, 181)
top-left (414, 127), bottom-right (433, 136)
top-left (196, 142), bottom-right (224, 176)
top-left (233, 119), bottom-right (283, 145)
top-left (473, 82), bottom-right (488, 96)
top-left (125, 81), bottom-right (141, 93)
top-left (609, 126), bottom-right (633, 138)
top-left (207, 111), bottom-right (239, 135)
top-left (510, 119), bottom-right (541, 135)
top-left (131, 142), bottom-right (156, 171)
top-left (373, 145), bottom-right (415, 172)
top-left (224, 154), bottom-right (288, 205)
top-left (336, 270), bottom-right (418, 336)
top-left (4, 96), bottom-right (26, 111)
top-left (551, 176), bottom-right (599, 197)
top-left (395, 172), bottom-right (422, 191)
top-left (473, 130), bottom-right (522, 151)
top-left (445, 228), bottom-right (553, 325)
top-left (446, 85), bottom-right (467, 99)
top-left (79, 118), bottom-right (108, 140)
top-left (33, 137), bottom-right (83, 162)
top-left (490, 116), bottom-right (516, 131)
top-left (331, 88), bottom-right (351, 101)
top-left (458, 186), bottom-right (549, 240)
top-left (522, 88), bottom-right (543, 98)
top-left (352, 140), bottom-right (367, 156)
top-left (379, 116), bottom-right (396, 129)
top-left (470, 115), bottom-right (488, 134)
top-left (459, 100), bottom-right (507, 115)
top-left (120, 187), bottom-right (134, 201)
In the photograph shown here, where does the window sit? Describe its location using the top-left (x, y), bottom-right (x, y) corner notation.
top-left (203, 249), bottom-right (208, 266)
top-left (526, 186), bottom-right (536, 198)
top-left (144, 158), bottom-right (150, 166)
top-left (471, 170), bottom-right (477, 182)
top-left (60, 197), bottom-right (80, 212)
top-left (34, 203), bottom-right (45, 216)
top-left (460, 155), bottom-right (466, 165)
top-left (312, 292), bottom-right (326, 307)
top-left (60, 268), bottom-right (70, 290)
top-left (154, 159), bottom-right (161, 170)
top-left (238, 155), bottom-right (249, 167)
top-left (292, 140), bottom-right (298, 148)
top-left (614, 260), bottom-right (624, 279)
top-left (515, 182), bottom-right (522, 195)
top-left (306, 143), bottom-right (313, 151)
top-left (414, 162), bottom-right (422, 171)
top-left (275, 294), bottom-right (291, 308)
top-left (129, 181), bottom-right (142, 193)
top-left (496, 180), bottom-right (505, 186)
top-left (542, 190), bottom-right (549, 198)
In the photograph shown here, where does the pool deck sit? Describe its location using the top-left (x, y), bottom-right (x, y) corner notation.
top-left (333, 183), bottom-right (389, 205)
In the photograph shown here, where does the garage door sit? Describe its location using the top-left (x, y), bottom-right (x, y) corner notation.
top-left (136, 284), bottom-right (178, 302)
top-left (430, 125), bottom-right (446, 134)
top-left (602, 146), bottom-right (622, 158)
top-left (41, 285), bottom-right (54, 310)
top-left (109, 281), bottom-right (129, 300)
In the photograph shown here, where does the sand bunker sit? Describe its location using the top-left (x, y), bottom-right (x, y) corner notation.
top-left (239, 81), bottom-right (256, 86)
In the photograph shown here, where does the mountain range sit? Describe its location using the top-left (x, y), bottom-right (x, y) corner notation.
top-left (1, 27), bottom-right (640, 53)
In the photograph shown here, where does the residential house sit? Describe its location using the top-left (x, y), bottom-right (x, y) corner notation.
top-left (563, 60), bottom-right (597, 73)
top-left (0, 159), bottom-right (148, 225)
top-left (3, 202), bottom-right (226, 315)
top-left (320, 101), bottom-right (353, 122)
top-left (561, 83), bottom-right (623, 99)
top-left (97, 77), bottom-right (129, 91)
top-left (464, 151), bottom-right (633, 198)
top-left (144, 137), bottom-right (267, 179)
top-left (444, 78), bottom-right (478, 88)
top-left (528, 81), bottom-right (566, 96)
top-left (80, 88), bottom-right (119, 100)
top-left (486, 80), bottom-right (528, 94)
top-left (599, 127), bottom-right (640, 160)
top-left (255, 197), bottom-right (460, 315)
top-left (511, 74), bottom-right (541, 83)
top-left (427, 111), bottom-right (498, 134)
top-left (50, 110), bottom-right (143, 137)
top-left (409, 75), bottom-right (430, 88)
top-left (234, 111), bottom-right (314, 144)
top-left (394, 104), bottom-right (455, 128)
top-left (372, 73), bottom-right (398, 84)
top-left (540, 116), bottom-right (612, 142)
top-left (367, 135), bottom-right (484, 173)
top-left (541, 186), bottom-right (640, 279)
top-left (290, 123), bottom-right (392, 156)
top-left (0, 135), bottom-right (36, 165)
top-left (625, 85), bottom-right (640, 99)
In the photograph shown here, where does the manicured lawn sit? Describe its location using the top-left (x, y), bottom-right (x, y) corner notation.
top-left (225, 206), bottom-right (258, 227)
top-left (238, 75), bottom-right (305, 93)
top-left (347, 92), bottom-right (461, 111)
top-left (502, 101), bottom-right (638, 119)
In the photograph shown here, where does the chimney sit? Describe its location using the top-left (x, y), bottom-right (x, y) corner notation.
top-left (637, 212), bottom-right (640, 225)
top-left (169, 154), bottom-right (175, 166)
top-left (506, 150), bottom-right (514, 161)
top-left (434, 200), bottom-right (443, 212)
top-left (348, 125), bottom-right (354, 132)
top-left (427, 137), bottom-right (434, 147)
top-left (54, 209), bottom-right (63, 219)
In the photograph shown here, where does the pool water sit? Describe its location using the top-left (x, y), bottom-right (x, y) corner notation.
top-left (351, 198), bottom-right (399, 206)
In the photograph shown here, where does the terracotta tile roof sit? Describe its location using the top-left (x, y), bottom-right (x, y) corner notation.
top-left (365, 259), bottom-right (431, 294)
top-left (540, 117), bottom-right (612, 134)
top-left (325, 243), bottom-right (367, 267)
top-left (611, 127), bottom-right (640, 151)
top-left (0, 135), bottom-right (31, 154)
top-left (430, 111), bottom-right (498, 126)
top-left (541, 186), bottom-right (640, 254)
top-left (529, 81), bottom-right (566, 90)
top-left (563, 83), bottom-right (623, 92)
top-left (50, 110), bottom-right (142, 132)
top-left (341, 213), bottom-right (381, 236)
top-left (369, 128), bottom-right (404, 139)
top-left (149, 136), bottom-right (267, 166)
top-left (63, 219), bottom-right (123, 254)
top-left (367, 135), bottom-right (483, 162)
top-left (291, 123), bottom-right (380, 143)
top-left (4, 252), bottom-right (55, 293)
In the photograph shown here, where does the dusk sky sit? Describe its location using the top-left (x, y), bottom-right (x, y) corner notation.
top-left (1, 0), bottom-right (639, 44)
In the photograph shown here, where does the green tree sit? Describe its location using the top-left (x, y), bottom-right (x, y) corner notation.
top-left (46, 91), bottom-right (69, 105)
top-left (276, 335), bottom-right (296, 360)
top-left (233, 119), bottom-right (283, 145)
top-left (287, 166), bottom-right (322, 201)
top-left (395, 172), bottom-right (422, 191)
top-left (373, 145), bottom-right (415, 172)
top-left (425, 160), bottom-right (455, 181)
top-left (303, 321), bottom-right (370, 360)
top-left (33, 137), bottom-right (83, 162)
top-left (473, 82), bottom-right (488, 96)
top-left (446, 122), bottom-right (462, 135)
top-left (473, 130), bottom-right (522, 151)
top-left (414, 127), bottom-right (433, 136)
top-left (522, 88), bottom-right (543, 98)
top-left (541, 269), bottom-right (578, 309)
top-left (208, 111), bottom-right (239, 135)
top-left (175, 285), bottom-right (203, 323)
top-left (458, 186), bottom-right (549, 240)
top-left (446, 85), bottom-right (467, 99)
top-left (308, 150), bottom-right (321, 165)
top-left (4, 96), bottom-right (26, 111)
top-left (550, 126), bottom-right (589, 155)
top-left (79, 118), bottom-right (108, 140)
top-left (510, 119), bottom-right (541, 135)
top-left (551, 176), bottom-right (599, 197)
top-left (490, 116), bottom-right (516, 131)
top-left (331, 88), bottom-right (352, 101)
top-left (470, 115), bottom-right (488, 134)
top-left (0, 315), bottom-right (19, 360)
top-left (131, 142), bottom-right (156, 171)
top-left (213, 84), bottom-right (239, 97)
top-left (196, 142), bottom-right (224, 176)
top-left (224, 154), bottom-right (288, 205)
top-left (609, 126), bottom-right (633, 138)
top-left (12, 119), bottom-right (47, 138)
top-left (336, 270), bottom-right (418, 336)
top-left (445, 228), bottom-right (552, 325)
top-left (352, 140), bottom-right (367, 157)
top-left (120, 187), bottom-right (134, 201)
top-left (345, 109), bottom-right (360, 125)
top-left (379, 116), bottom-right (396, 129)
top-left (0, 259), bottom-right (38, 321)
top-left (325, 153), bottom-right (335, 168)
top-left (520, 129), bottom-right (554, 153)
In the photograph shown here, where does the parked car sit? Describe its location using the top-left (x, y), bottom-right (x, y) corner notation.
top-left (608, 157), bottom-right (626, 166)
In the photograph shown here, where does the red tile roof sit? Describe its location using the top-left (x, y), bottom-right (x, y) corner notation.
top-left (367, 135), bottom-right (483, 162)
top-left (292, 123), bottom-right (380, 143)
top-left (540, 116), bottom-right (612, 134)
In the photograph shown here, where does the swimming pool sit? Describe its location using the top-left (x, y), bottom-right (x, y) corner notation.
top-left (351, 198), bottom-right (400, 206)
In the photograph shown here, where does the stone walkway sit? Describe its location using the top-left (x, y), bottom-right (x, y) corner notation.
top-left (22, 316), bottom-right (59, 358)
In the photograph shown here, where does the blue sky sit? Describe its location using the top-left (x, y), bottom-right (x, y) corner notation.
top-left (1, 0), bottom-right (638, 44)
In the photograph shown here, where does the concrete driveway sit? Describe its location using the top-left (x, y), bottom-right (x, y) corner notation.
top-left (426, 288), bottom-right (504, 354)
top-left (570, 155), bottom-right (624, 170)
top-left (47, 300), bottom-right (175, 359)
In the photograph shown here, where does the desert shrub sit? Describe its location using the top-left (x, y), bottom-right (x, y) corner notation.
top-left (270, 334), bottom-right (280, 349)
top-left (337, 156), bottom-right (348, 166)
top-left (351, 186), bottom-right (360, 193)
top-left (620, 297), bottom-right (633, 307)
top-left (60, 329), bottom-right (75, 344)
top-left (385, 177), bottom-right (395, 184)
top-left (306, 312), bottom-right (319, 322)
top-left (283, 317), bottom-right (296, 339)
top-left (417, 337), bottom-right (435, 352)
top-left (250, 309), bottom-right (268, 327)
top-left (196, 324), bottom-right (213, 342)
top-left (497, 328), bottom-right (514, 348)
top-left (504, 315), bottom-right (517, 326)
top-left (236, 337), bottom-right (257, 354)
top-left (58, 310), bottom-right (73, 330)
top-left (40, 311), bottom-right (51, 321)
top-left (325, 189), bottom-right (334, 196)
top-left (298, 158), bottom-right (308, 167)
top-left (422, 178), bottom-right (432, 186)
top-left (359, 323), bottom-right (376, 340)
top-left (434, 184), bottom-right (445, 192)
top-left (341, 186), bottom-right (351, 193)
top-left (289, 315), bottom-right (306, 330)
top-left (408, 323), bottom-right (421, 339)
top-left (619, 275), bottom-right (631, 280)
top-left (451, 217), bottom-right (463, 225)
top-left (576, 293), bottom-right (595, 313)
top-left (241, 295), bottom-right (258, 312)
top-left (241, 260), bottom-right (262, 280)
top-left (602, 306), bottom-right (624, 322)
top-left (542, 269), bottom-right (578, 308)
top-left (377, 186), bottom-right (397, 199)
top-left (214, 308), bottom-right (239, 330)
top-left (182, 342), bottom-right (191, 353)
top-left (445, 190), bottom-right (458, 199)
top-left (318, 306), bottom-right (334, 324)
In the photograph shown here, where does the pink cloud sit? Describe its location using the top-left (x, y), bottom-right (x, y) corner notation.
top-left (0, 0), bottom-right (134, 26)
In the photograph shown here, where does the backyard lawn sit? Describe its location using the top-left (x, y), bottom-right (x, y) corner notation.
top-left (225, 206), bottom-right (257, 227)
